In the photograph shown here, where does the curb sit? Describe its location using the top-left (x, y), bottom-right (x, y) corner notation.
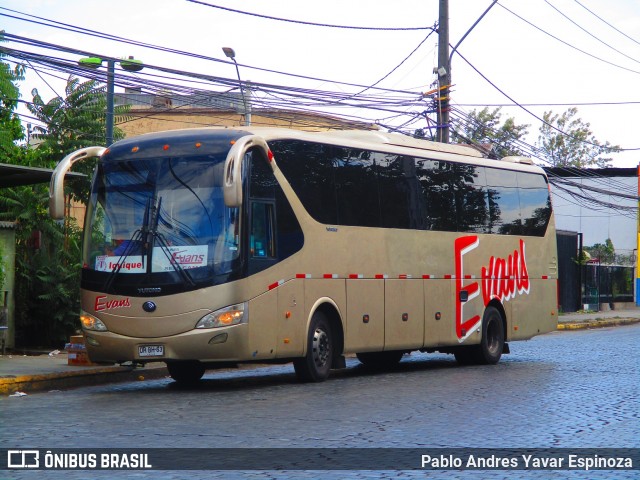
top-left (0, 364), bottom-right (169, 396)
top-left (557, 317), bottom-right (640, 331)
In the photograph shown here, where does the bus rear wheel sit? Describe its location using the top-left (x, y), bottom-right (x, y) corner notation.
top-left (478, 306), bottom-right (505, 364)
top-left (356, 351), bottom-right (404, 370)
top-left (294, 311), bottom-right (333, 382)
top-left (166, 360), bottom-right (205, 384)
top-left (454, 306), bottom-right (504, 365)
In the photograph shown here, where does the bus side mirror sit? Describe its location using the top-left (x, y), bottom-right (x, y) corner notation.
top-left (49, 146), bottom-right (106, 219)
top-left (223, 135), bottom-right (271, 208)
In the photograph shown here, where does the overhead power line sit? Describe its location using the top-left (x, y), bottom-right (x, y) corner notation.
top-left (497, 2), bottom-right (640, 75)
top-left (544, 0), bottom-right (640, 66)
top-left (184, 0), bottom-right (437, 31)
top-left (573, 0), bottom-right (640, 46)
top-left (452, 49), bottom-right (640, 152)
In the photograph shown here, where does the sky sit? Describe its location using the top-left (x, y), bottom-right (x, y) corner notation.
top-left (2, 0), bottom-right (640, 167)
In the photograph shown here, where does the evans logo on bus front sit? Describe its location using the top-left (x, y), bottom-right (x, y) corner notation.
top-left (455, 235), bottom-right (530, 341)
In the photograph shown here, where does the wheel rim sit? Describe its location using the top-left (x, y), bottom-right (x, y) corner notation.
top-left (312, 328), bottom-right (330, 368)
top-left (486, 317), bottom-right (501, 355)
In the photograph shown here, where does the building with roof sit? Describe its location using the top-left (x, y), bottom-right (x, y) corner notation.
top-left (115, 89), bottom-right (378, 138)
top-left (545, 167), bottom-right (638, 311)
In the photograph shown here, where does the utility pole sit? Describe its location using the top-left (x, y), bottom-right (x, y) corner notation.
top-left (105, 59), bottom-right (115, 146)
top-left (437, 0), bottom-right (451, 143)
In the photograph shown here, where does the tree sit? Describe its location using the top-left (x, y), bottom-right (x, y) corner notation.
top-left (585, 238), bottom-right (616, 264)
top-left (537, 107), bottom-right (620, 168)
top-left (0, 70), bottom-right (131, 347)
top-left (451, 107), bottom-right (530, 158)
top-left (0, 31), bottom-right (25, 163)
top-left (27, 75), bottom-right (130, 202)
top-left (0, 185), bottom-right (84, 346)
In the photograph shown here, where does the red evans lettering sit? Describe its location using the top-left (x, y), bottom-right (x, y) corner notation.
top-left (454, 236), bottom-right (530, 340)
top-left (171, 250), bottom-right (205, 265)
top-left (95, 296), bottom-right (132, 312)
top-left (481, 239), bottom-right (530, 305)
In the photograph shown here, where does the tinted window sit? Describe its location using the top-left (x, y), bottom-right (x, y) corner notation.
top-left (518, 172), bottom-right (551, 236)
top-left (249, 150), bottom-right (303, 261)
top-left (334, 149), bottom-right (380, 227)
top-left (270, 141), bottom-right (337, 225)
top-left (417, 159), bottom-right (457, 231)
top-left (273, 139), bottom-right (551, 237)
top-left (454, 165), bottom-right (488, 233)
top-left (377, 153), bottom-right (426, 229)
top-left (486, 168), bottom-right (521, 235)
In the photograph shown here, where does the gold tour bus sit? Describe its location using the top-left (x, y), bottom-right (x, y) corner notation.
top-left (49, 127), bottom-right (558, 383)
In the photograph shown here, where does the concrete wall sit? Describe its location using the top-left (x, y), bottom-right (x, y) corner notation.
top-left (0, 223), bottom-right (16, 349)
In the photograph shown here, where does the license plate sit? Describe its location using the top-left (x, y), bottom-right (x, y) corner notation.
top-left (138, 345), bottom-right (164, 357)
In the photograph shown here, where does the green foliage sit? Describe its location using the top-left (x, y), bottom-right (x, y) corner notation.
top-left (0, 52), bottom-right (136, 346)
top-left (0, 185), bottom-right (83, 346)
top-left (537, 107), bottom-right (620, 167)
top-left (585, 238), bottom-right (616, 264)
top-left (572, 249), bottom-right (590, 266)
top-left (0, 241), bottom-right (5, 290)
top-left (0, 31), bottom-right (25, 163)
top-left (452, 107), bottom-right (530, 158)
top-left (27, 75), bottom-right (131, 203)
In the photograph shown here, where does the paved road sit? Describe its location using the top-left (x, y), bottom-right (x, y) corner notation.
top-left (1, 324), bottom-right (638, 479)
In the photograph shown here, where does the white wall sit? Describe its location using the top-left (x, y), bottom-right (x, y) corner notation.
top-left (550, 174), bottom-right (637, 254)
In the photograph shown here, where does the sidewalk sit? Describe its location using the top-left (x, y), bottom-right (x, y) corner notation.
top-left (2, 309), bottom-right (640, 396)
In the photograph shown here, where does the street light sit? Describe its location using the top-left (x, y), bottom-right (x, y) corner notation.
top-left (78, 56), bottom-right (144, 146)
top-left (222, 47), bottom-right (250, 126)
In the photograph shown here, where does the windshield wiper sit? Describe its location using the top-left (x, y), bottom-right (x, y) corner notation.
top-left (103, 196), bottom-right (196, 293)
top-left (149, 197), bottom-right (196, 288)
top-left (103, 198), bottom-right (151, 293)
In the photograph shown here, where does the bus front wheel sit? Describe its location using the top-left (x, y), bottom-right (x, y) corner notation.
top-left (166, 360), bottom-right (205, 384)
top-left (294, 311), bottom-right (333, 382)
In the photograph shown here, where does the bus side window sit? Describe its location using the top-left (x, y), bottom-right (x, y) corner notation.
top-left (250, 201), bottom-right (276, 258)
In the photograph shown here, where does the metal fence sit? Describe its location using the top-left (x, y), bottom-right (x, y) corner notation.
top-left (583, 264), bottom-right (634, 308)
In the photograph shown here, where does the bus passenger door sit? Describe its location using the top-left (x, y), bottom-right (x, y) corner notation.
top-left (345, 280), bottom-right (384, 352)
top-left (248, 200), bottom-right (278, 275)
top-left (384, 279), bottom-right (424, 350)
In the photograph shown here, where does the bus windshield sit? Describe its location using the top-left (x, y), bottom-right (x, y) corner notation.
top-left (83, 153), bottom-right (241, 291)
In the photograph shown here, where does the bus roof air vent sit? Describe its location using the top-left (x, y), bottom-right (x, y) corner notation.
top-left (326, 130), bottom-right (484, 157)
top-left (502, 156), bottom-right (534, 165)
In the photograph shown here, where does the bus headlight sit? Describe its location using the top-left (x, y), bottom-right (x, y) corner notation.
top-left (196, 303), bottom-right (248, 329)
top-left (80, 311), bottom-right (108, 331)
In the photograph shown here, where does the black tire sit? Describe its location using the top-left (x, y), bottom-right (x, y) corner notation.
top-left (454, 306), bottom-right (504, 365)
top-left (356, 351), bottom-right (404, 370)
top-left (166, 360), bottom-right (205, 384)
top-left (478, 306), bottom-right (505, 364)
top-left (293, 311), bottom-right (333, 382)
